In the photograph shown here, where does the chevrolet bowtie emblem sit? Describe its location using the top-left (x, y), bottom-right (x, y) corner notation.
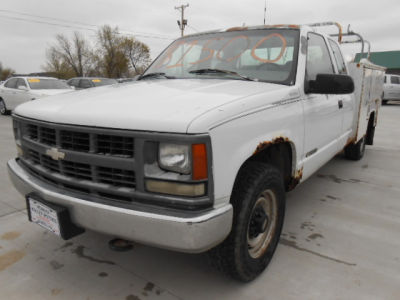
top-left (45, 147), bottom-right (66, 161)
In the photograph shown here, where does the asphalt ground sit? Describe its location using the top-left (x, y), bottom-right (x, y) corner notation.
top-left (1, 102), bottom-right (399, 300)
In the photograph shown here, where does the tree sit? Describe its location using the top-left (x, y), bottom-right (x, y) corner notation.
top-left (43, 25), bottom-right (151, 79)
top-left (0, 63), bottom-right (15, 81)
top-left (94, 25), bottom-right (129, 78)
top-left (121, 37), bottom-right (151, 75)
top-left (44, 32), bottom-right (94, 78)
top-left (43, 49), bottom-right (75, 79)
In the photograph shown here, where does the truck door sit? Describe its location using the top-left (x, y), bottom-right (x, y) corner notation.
top-left (303, 33), bottom-right (342, 162)
top-left (388, 76), bottom-right (398, 100)
top-left (394, 76), bottom-right (400, 99)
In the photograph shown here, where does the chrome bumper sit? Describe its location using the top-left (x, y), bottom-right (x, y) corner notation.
top-left (7, 159), bottom-right (233, 253)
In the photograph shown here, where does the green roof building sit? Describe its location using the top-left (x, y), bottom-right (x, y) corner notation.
top-left (354, 51), bottom-right (400, 75)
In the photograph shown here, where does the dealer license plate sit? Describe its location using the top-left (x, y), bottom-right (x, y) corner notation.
top-left (28, 197), bottom-right (61, 236)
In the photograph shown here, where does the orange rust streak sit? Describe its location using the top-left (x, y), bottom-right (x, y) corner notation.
top-left (253, 136), bottom-right (290, 155)
top-left (226, 27), bottom-right (248, 32)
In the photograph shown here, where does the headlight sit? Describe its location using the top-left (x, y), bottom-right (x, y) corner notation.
top-left (159, 143), bottom-right (191, 174)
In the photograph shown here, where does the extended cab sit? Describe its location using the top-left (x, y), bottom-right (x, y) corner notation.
top-left (7, 23), bottom-right (385, 281)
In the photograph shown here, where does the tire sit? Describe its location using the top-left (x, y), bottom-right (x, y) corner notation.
top-left (366, 117), bottom-right (375, 146)
top-left (344, 135), bottom-right (366, 160)
top-left (208, 162), bottom-right (285, 282)
top-left (382, 100), bottom-right (388, 105)
top-left (0, 99), bottom-right (9, 115)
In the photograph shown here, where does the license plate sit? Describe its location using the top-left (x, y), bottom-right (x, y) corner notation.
top-left (28, 197), bottom-right (61, 236)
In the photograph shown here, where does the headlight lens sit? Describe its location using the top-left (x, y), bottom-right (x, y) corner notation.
top-left (159, 143), bottom-right (191, 174)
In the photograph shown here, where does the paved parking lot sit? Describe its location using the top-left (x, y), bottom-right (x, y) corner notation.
top-left (1, 104), bottom-right (400, 300)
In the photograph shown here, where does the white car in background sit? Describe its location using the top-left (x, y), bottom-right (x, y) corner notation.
top-left (382, 74), bottom-right (400, 104)
top-left (0, 77), bottom-right (73, 115)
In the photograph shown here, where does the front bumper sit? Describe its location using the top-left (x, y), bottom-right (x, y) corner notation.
top-left (8, 158), bottom-right (233, 253)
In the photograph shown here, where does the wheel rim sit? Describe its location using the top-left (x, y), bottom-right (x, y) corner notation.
top-left (0, 100), bottom-right (5, 114)
top-left (247, 189), bottom-right (278, 259)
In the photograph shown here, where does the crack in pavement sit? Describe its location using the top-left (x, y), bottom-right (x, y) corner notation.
top-left (280, 238), bottom-right (356, 267)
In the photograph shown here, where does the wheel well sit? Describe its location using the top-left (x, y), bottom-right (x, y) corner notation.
top-left (236, 140), bottom-right (297, 192)
top-left (366, 111), bottom-right (376, 145)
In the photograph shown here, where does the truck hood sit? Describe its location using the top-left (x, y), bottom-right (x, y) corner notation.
top-left (15, 79), bottom-right (290, 133)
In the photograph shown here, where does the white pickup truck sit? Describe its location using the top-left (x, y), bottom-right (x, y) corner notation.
top-left (8, 23), bottom-right (385, 281)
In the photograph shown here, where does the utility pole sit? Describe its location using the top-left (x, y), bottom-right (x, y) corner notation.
top-left (175, 3), bottom-right (189, 37)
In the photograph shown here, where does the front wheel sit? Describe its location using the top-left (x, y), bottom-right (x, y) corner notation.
top-left (208, 162), bottom-right (285, 282)
top-left (382, 100), bottom-right (388, 105)
top-left (0, 99), bottom-right (9, 115)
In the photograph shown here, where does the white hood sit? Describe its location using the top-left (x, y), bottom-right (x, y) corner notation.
top-left (15, 79), bottom-right (290, 133)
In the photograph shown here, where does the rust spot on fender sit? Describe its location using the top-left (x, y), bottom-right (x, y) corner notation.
top-left (288, 167), bottom-right (303, 190)
top-left (253, 136), bottom-right (290, 155)
top-left (345, 136), bottom-right (356, 147)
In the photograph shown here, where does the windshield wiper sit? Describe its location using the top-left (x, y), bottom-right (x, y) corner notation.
top-left (189, 68), bottom-right (258, 82)
top-left (138, 72), bottom-right (175, 80)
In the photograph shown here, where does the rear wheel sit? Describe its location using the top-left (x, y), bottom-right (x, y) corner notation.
top-left (208, 162), bottom-right (285, 282)
top-left (345, 136), bottom-right (366, 160)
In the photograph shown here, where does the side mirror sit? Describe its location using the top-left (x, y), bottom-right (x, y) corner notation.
top-left (18, 85), bottom-right (29, 91)
top-left (306, 74), bottom-right (354, 94)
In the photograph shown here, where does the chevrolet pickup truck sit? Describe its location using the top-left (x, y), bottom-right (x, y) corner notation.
top-left (7, 23), bottom-right (385, 281)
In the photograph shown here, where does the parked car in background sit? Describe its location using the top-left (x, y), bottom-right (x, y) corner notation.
top-left (382, 74), bottom-right (400, 104)
top-left (0, 77), bottom-right (73, 115)
top-left (67, 77), bottom-right (118, 89)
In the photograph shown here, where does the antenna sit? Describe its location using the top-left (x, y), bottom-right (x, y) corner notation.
top-left (264, 0), bottom-right (267, 25)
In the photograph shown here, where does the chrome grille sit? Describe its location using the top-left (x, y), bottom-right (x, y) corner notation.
top-left (97, 134), bottom-right (134, 157)
top-left (60, 131), bottom-right (90, 152)
top-left (20, 122), bottom-right (136, 203)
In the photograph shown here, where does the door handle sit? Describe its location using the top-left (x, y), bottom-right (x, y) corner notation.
top-left (338, 99), bottom-right (343, 109)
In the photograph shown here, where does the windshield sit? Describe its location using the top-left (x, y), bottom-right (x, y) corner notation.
top-left (28, 78), bottom-right (71, 90)
top-left (92, 78), bottom-right (117, 87)
top-left (144, 28), bottom-right (299, 85)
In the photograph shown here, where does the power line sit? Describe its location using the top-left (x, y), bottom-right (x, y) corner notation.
top-left (187, 24), bottom-right (200, 32)
top-left (0, 9), bottom-right (175, 40)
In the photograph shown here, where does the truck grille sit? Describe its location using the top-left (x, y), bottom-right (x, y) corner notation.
top-left (20, 120), bottom-right (137, 204)
top-left (24, 124), bottom-right (134, 158)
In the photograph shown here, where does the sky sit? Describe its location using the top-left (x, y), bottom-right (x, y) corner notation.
top-left (1, 0), bottom-right (399, 73)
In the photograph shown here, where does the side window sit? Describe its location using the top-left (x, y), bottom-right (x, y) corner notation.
top-left (384, 76), bottom-right (387, 83)
top-left (4, 78), bottom-right (18, 89)
top-left (328, 40), bottom-right (347, 74)
top-left (306, 33), bottom-right (334, 81)
top-left (68, 79), bottom-right (79, 87)
top-left (79, 79), bottom-right (92, 89)
top-left (390, 76), bottom-right (399, 84)
top-left (17, 78), bottom-right (27, 88)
